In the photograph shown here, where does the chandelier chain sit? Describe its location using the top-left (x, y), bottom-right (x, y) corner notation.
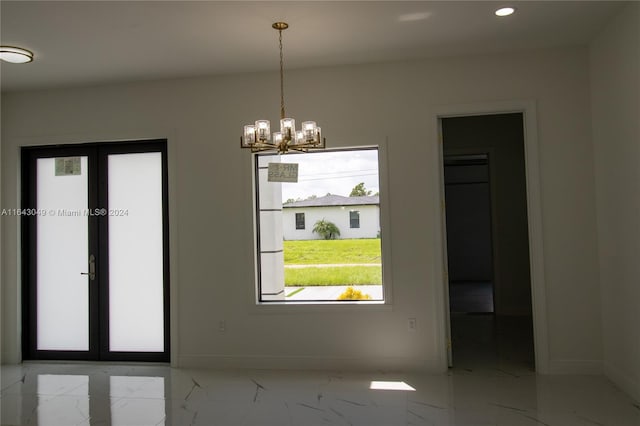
top-left (279, 29), bottom-right (285, 119)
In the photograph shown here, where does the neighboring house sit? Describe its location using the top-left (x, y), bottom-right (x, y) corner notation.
top-left (283, 194), bottom-right (380, 240)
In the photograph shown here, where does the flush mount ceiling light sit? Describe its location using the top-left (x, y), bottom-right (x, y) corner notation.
top-left (241, 22), bottom-right (325, 154)
top-left (0, 46), bottom-right (34, 63)
top-left (495, 7), bottom-right (516, 17)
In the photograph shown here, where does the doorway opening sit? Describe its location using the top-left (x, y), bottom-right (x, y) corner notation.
top-left (444, 154), bottom-right (494, 314)
top-left (21, 140), bottom-right (170, 362)
top-left (441, 113), bottom-right (535, 372)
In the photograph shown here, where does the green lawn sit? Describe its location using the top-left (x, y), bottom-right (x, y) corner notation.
top-left (283, 239), bottom-right (381, 264)
top-left (285, 266), bottom-right (382, 286)
top-left (283, 239), bottom-right (382, 286)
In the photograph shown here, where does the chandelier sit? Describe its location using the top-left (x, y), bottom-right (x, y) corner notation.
top-left (241, 22), bottom-right (325, 154)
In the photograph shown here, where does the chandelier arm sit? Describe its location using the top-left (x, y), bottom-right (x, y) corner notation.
top-left (251, 144), bottom-right (278, 153)
top-left (289, 147), bottom-right (309, 153)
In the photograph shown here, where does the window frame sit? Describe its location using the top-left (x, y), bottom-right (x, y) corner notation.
top-left (252, 145), bottom-right (392, 307)
top-left (295, 212), bottom-right (305, 230)
top-left (349, 210), bottom-right (360, 229)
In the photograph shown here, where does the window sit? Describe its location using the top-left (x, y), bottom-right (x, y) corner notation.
top-left (255, 147), bottom-right (384, 303)
top-left (349, 210), bottom-right (360, 228)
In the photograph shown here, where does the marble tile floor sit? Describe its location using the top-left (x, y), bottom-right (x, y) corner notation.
top-left (1, 362), bottom-right (639, 426)
top-left (450, 314), bottom-right (535, 373)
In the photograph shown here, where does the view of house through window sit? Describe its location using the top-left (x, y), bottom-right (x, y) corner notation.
top-left (349, 211), bottom-right (360, 228)
top-left (255, 148), bottom-right (383, 302)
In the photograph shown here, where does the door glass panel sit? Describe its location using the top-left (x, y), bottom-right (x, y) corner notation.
top-left (36, 157), bottom-right (89, 351)
top-left (108, 152), bottom-right (164, 352)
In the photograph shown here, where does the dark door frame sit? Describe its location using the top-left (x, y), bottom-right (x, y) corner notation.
top-left (21, 139), bottom-right (170, 362)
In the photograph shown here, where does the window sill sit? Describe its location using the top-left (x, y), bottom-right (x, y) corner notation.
top-left (248, 300), bottom-right (393, 314)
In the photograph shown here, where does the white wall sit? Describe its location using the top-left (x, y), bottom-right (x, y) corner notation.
top-left (283, 205), bottom-right (380, 240)
top-left (2, 46), bottom-right (602, 373)
top-left (590, 3), bottom-right (640, 402)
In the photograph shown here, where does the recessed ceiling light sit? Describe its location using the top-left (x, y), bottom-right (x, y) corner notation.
top-left (398, 12), bottom-right (432, 22)
top-left (495, 7), bottom-right (516, 17)
top-left (0, 46), bottom-right (34, 64)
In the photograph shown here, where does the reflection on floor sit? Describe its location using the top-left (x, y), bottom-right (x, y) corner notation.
top-left (451, 314), bottom-right (535, 372)
top-left (2, 361), bottom-right (639, 425)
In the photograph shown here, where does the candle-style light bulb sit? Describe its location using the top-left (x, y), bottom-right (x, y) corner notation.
top-left (255, 120), bottom-right (271, 142)
top-left (243, 125), bottom-right (256, 146)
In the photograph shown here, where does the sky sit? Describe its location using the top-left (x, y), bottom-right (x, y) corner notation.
top-left (263, 149), bottom-right (380, 202)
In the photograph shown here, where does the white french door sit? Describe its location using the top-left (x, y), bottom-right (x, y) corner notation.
top-left (22, 140), bottom-right (169, 362)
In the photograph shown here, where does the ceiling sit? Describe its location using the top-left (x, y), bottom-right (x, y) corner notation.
top-left (0, 1), bottom-right (626, 92)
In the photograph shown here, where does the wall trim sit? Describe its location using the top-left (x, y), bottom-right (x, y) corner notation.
top-left (178, 354), bottom-right (442, 373)
top-left (547, 359), bottom-right (603, 375)
top-left (431, 100), bottom-right (550, 374)
top-left (604, 362), bottom-right (640, 403)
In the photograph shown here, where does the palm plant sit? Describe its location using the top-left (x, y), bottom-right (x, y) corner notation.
top-left (312, 219), bottom-right (341, 240)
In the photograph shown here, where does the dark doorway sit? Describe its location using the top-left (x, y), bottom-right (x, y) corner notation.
top-left (442, 113), bottom-right (535, 371)
top-left (445, 154), bottom-right (494, 314)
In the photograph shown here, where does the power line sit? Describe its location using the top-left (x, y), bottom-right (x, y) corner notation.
top-left (297, 168), bottom-right (379, 178)
top-left (297, 173), bottom-right (379, 182)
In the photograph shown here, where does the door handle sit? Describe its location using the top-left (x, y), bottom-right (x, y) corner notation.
top-left (80, 254), bottom-right (96, 281)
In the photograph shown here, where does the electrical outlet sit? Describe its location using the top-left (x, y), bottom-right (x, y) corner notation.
top-left (218, 320), bottom-right (226, 333)
top-left (408, 318), bottom-right (417, 331)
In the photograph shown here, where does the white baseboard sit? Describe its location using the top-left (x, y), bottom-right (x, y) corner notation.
top-left (178, 354), bottom-right (444, 373)
top-left (604, 362), bottom-right (640, 403)
top-left (546, 359), bottom-right (603, 375)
